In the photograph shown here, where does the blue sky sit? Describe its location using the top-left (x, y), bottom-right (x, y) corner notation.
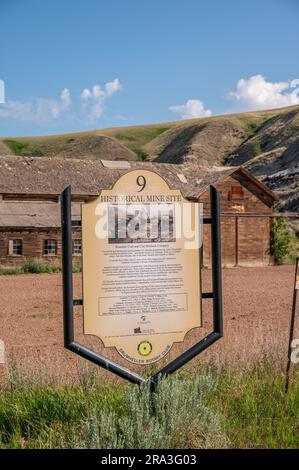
top-left (0, 0), bottom-right (298, 136)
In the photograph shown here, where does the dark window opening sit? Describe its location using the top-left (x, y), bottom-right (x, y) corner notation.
top-left (43, 239), bottom-right (57, 255)
top-left (73, 239), bottom-right (82, 255)
top-left (228, 186), bottom-right (244, 200)
top-left (72, 220), bottom-right (81, 227)
top-left (8, 239), bottom-right (22, 255)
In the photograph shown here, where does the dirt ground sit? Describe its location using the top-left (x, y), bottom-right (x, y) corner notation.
top-left (0, 265), bottom-right (298, 384)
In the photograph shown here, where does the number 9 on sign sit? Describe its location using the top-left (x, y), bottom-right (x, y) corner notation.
top-left (137, 175), bottom-right (146, 192)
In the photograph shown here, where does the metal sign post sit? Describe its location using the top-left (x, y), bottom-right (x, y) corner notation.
top-left (61, 178), bottom-right (223, 391)
top-left (285, 257), bottom-right (299, 393)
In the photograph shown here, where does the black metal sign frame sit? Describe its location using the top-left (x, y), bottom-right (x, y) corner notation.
top-left (61, 185), bottom-right (223, 390)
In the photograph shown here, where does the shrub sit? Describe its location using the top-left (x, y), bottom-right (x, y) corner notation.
top-left (245, 116), bottom-right (269, 139)
top-left (272, 217), bottom-right (292, 264)
top-left (253, 141), bottom-right (262, 157)
top-left (246, 121), bottom-right (258, 137)
top-left (0, 260), bottom-right (81, 275)
top-left (72, 262), bottom-right (82, 273)
top-left (72, 375), bottom-right (227, 449)
top-left (222, 153), bottom-right (233, 165)
top-left (22, 260), bottom-right (61, 274)
top-left (134, 147), bottom-right (149, 161)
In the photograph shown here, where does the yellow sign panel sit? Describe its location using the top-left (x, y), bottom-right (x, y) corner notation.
top-left (296, 260), bottom-right (299, 290)
top-left (82, 170), bottom-right (202, 364)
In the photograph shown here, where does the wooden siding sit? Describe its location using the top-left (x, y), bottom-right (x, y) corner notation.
top-left (237, 216), bottom-right (271, 266)
top-left (0, 229), bottom-right (81, 267)
top-left (200, 176), bottom-right (273, 267)
top-left (199, 175), bottom-right (273, 215)
top-left (202, 215), bottom-right (272, 267)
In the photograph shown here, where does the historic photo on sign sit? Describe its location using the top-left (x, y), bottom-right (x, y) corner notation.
top-left (108, 204), bottom-right (175, 244)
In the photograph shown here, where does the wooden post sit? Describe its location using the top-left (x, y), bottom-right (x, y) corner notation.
top-left (235, 216), bottom-right (239, 267)
top-left (0, 340), bottom-right (9, 385)
top-left (285, 257), bottom-right (299, 393)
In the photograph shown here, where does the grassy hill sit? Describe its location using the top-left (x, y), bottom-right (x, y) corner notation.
top-left (0, 124), bottom-right (175, 161)
top-left (1, 105), bottom-right (299, 210)
top-left (0, 108), bottom-right (285, 161)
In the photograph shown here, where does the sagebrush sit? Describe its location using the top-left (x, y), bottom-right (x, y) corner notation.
top-left (0, 363), bottom-right (298, 449)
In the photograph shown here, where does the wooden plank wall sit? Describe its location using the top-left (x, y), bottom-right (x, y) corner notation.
top-left (0, 229), bottom-right (81, 267)
top-left (200, 176), bottom-right (273, 267)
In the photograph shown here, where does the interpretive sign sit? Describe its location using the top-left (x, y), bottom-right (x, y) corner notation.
top-left (81, 170), bottom-right (203, 364)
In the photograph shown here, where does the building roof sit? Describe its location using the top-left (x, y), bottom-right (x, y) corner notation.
top-left (0, 201), bottom-right (81, 228)
top-left (0, 155), bottom-right (277, 203)
top-left (0, 155), bottom-right (279, 229)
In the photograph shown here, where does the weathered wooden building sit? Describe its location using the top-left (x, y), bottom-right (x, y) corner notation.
top-left (0, 156), bottom-right (278, 267)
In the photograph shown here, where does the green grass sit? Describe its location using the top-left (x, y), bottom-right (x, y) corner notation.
top-left (0, 108), bottom-right (287, 162)
top-left (0, 266), bottom-right (20, 275)
top-left (22, 260), bottom-right (61, 274)
top-left (221, 152), bottom-right (233, 166)
top-left (245, 121), bottom-right (259, 138)
top-left (0, 260), bottom-right (81, 275)
top-left (72, 262), bottom-right (82, 273)
top-left (253, 141), bottom-right (263, 157)
top-left (2, 137), bottom-right (80, 158)
top-left (0, 266), bottom-right (21, 275)
top-left (244, 115), bottom-right (270, 139)
top-left (272, 217), bottom-right (293, 264)
top-left (0, 363), bottom-right (297, 449)
top-left (110, 126), bottom-right (171, 152)
top-left (209, 365), bottom-right (299, 448)
top-left (221, 114), bottom-right (271, 165)
top-left (133, 146), bottom-right (149, 161)
top-left (3, 139), bottom-right (45, 157)
top-left (1, 126), bottom-right (172, 160)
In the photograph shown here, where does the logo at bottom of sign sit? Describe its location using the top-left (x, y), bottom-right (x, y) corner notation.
top-left (137, 340), bottom-right (153, 356)
top-left (117, 340), bottom-right (172, 365)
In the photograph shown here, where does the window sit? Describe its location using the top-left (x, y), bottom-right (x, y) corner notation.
top-left (8, 239), bottom-right (22, 255)
top-left (228, 186), bottom-right (244, 200)
top-left (43, 239), bottom-right (57, 255)
top-left (73, 239), bottom-right (82, 255)
top-left (72, 220), bottom-right (81, 228)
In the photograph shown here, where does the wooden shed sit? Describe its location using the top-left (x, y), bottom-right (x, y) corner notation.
top-left (0, 156), bottom-right (278, 267)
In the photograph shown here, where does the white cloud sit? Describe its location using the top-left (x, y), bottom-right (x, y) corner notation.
top-left (0, 89), bottom-right (72, 123)
top-left (227, 74), bottom-right (299, 111)
top-left (90, 101), bottom-right (104, 120)
top-left (0, 79), bottom-right (5, 104)
top-left (169, 99), bottom-right (212, 119)
top-left (0, 100), bottom-right (32, 120)
top-left (290, 79), bottom-right (299, 89)
top-left (80, 88), bottom-right (91, 99)
top-left (60, 88), bottom-right (71, 109)
top-left (80, 78), bottom-right (123, 122)
top-left (105, 78), bottom-right (122, 96)
top-left (91, 85), bottom-right (105, 100)
top-left (0, 79), bottom-right (123, 125)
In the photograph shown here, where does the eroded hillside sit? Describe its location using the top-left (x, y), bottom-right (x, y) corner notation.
top-left (226, 107), bottom-right (299, 211)
top-left (1, 105), bottom-right (298, 211)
